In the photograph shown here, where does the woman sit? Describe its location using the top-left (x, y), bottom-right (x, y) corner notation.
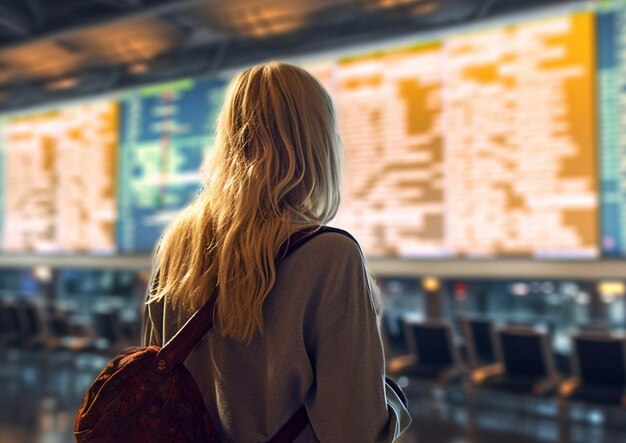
top-left (142, 62), bottom-right (411, 442)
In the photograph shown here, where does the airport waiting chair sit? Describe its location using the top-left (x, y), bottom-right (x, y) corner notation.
top-left (387, 319), bottom-right (464, 383)
top-left (14, 299), bottom-right (85, 354)
top-left (381, 313), bottom-right (411, 357)
top-left (560, 332), bottom-right (626, 406)
top-left (0, 298), bottom-right (21, 346)
top-left (14, 299), bottom-right (53, 349)
top-left (579, 322), bottom-right (610, 333)
top-left (92, 308), bottom-right (134, 354)
top-left (472, 326), bottom-right (559, 396)
top-left (460, 316), bottom-right (496, 367)
top-left (47, 305), bottom-right (96, 354)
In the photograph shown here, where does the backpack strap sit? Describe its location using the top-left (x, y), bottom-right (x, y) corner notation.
top-left (267, 404), bottom-right (309, 443)
top-left (275, 225), bottom-right (358, 263)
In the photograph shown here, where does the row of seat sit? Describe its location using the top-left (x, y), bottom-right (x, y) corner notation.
top-left (0, 297), bottom-right (137, 354)
top-left (386, 317), bottom-right (626, 407)
top-left (5, 295), bottom-right (623, 408)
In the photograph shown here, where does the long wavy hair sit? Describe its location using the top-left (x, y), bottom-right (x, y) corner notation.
top-left (149, 62), bottom-right (344, 341)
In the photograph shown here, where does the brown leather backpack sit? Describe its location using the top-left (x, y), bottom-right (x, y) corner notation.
top-left (74, 226), bottom-right (351, 442)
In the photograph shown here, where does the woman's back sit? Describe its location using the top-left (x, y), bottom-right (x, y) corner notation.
top-left (144, 61), bottom-right (411, 441)
top-left (143, 231), bottom-right (411, 442)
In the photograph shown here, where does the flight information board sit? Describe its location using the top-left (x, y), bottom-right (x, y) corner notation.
top-left (0, 120), bottom-right (5, 250)
top-left (117, 77), bottom-right (228, 252)
top-left (446, 12), bottom-right (598, 257)
top-left (330, 43), bottom-right (445, 257)
top-left (598, 2), bottom-right (626, 256)
top-left (2, 102), bottom-right (118, 253)
top-left (0, 8), bottom-right (615, 259)
top-left (316, 12), bottom-right (597, 257)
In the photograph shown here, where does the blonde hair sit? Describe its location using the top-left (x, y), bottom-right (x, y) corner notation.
top-left (150, 62), bottom-right (342, 341)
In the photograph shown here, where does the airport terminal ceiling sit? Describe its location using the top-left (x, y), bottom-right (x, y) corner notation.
top-left (0, 0), bottom-right (587, 112)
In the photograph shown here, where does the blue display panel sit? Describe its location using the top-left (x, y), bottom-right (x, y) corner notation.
top-left (0, 268), bottom-right (38, 298)
top-left (118, 76), bottom-right (228, 252)
top-left (599, 2), bottom-right (626, 256)
top-left (0, 120), bottom-right (5, 252)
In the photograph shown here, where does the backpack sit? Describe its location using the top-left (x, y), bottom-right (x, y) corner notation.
top-left (74, 226), bottom-right (353, 443)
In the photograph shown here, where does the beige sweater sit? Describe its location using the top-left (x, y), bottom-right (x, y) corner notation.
top-left (142, 231), bottom-right (412, 442)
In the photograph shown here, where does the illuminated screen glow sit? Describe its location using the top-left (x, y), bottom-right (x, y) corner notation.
top-left (318, 43), bottom-right (446, 257)
top-left (445, 13), bottom-right (598, 257)
top-left (2, 101), bottom-right (118, 253)
top-left (0, 8), bottom-right (615, 259)
top-left (598, 1), bottom-right (626, 257)
top-left (117, 77), bottom-right (227, 253)
top-left (318, 12), bottom-right (598, 257)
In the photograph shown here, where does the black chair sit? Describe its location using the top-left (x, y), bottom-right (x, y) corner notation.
top-left (560, 333), bottom-right (626, 406)
top-left (381, 313), bottom-right (409, 357)
top-left (47, 304), bottom-right (96, 353)
top-left (0, 299), bottom-right (21, 346)
top-left (13, 299), bottom-right (53, 349)
top-left (472, 326), bottom-right (559, 396)
top-left (92, 308), bottom-right (133, 354)
top-left (387, 319), bottom-right (463, 382)
top-left (579, 322), bottom-right (610, 333)
top-left (461, 316), bottom-right (496, 367)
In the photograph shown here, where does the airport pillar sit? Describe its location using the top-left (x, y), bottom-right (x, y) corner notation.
top-left (588, 282), bottom-right (604, 325)
top-left (34, 266), bottom-right (56, 302)
top-left (422, 277), bottom-right (443, 319)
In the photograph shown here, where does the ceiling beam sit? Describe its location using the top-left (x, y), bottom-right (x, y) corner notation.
top-left (0, 0), bottom-right (208, 51)
top-left (0, 1), bottom-right (34, 37)
top-left (474, 0), bottom-right (497, 20)
top-left (87, 0), bottom-right (144, 9)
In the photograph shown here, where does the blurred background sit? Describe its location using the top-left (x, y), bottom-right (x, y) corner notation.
top-left (1, 0), bottom-right (625, 442)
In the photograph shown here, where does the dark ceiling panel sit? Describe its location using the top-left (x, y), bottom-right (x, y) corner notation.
top-left (0, 0), bottom-right (588, 111)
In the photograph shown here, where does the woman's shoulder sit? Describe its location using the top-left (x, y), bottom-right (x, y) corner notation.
top-left (294, 227), bottom-right (362, 258)
top-left (281, 227), bottom-right (366, 276)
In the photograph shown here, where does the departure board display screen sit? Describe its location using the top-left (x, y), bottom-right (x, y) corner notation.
top-left (598, 2), bottom-right (626, 256)
top-left (2, 102), bottom-right (118, 253)
top-left (117, 77), bottom-right (228, 253)
top-left (445, 13), bottom-right (598, 257)
top-left (330, 43), bottom-right (445, 257)
top-left (320, 12), bottom-right (598, 258)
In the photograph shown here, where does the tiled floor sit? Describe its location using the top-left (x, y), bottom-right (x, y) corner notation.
top-left (3, 349), bottom-right (626, 443)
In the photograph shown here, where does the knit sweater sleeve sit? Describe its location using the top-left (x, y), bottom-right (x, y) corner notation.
top-left (302, 233), bottom-right (412, 442)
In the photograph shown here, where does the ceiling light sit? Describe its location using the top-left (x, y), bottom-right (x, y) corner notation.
top-left (598, 281), bottom-right (626, 298)
top-left (367, 0), bottom-right (417, 9)
top-left (33, 266), bottom-right (52, 282)
top-left (46, 77), bottom-right (80, 91)
top-left (412, 1), bottom-right (438, 15)
top-left (204, 0), bottom-right (315, 39)
top-left (363, 0), bottom-right (439, 15)
top-left (128, 62), bottom-right (150, 74)
top-left (421, 277), bottom-right (440, 292)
